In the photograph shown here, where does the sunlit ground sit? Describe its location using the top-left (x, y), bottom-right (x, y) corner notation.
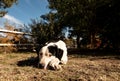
top-left (0, 52), bottom-right (120, 81)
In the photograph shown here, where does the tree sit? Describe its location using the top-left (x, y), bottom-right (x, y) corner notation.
top-left (95, 0), bottom-right (120, 50)
top-left (30, 12), bottom-right (66, 46)
top-left (41, 12), bottom-right (65, 38)
top-left (0, 0), bottom-right (17, 17)
top-left (29, 19), bottom-right (49, 45)
top-left (48, 0), bottom-right (120, 50)
top-left (48, 0), bottom-right (95, 48)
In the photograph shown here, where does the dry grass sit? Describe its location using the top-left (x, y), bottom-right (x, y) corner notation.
top-left (0, 52), bottom-right (120, 81)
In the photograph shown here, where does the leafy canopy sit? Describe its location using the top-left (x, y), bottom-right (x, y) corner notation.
top-left (0, 0), bottom-right (17, 17)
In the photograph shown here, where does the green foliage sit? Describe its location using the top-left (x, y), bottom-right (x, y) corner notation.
top-left (1, 0), bottom-right (17, 8)
top-left (29, 19), bottom-right (48, 44)
top-left (48, 0), bottom-right (97, 48)
top-left (30, 19), bottom-right (58, 45)
top-left (48, 0), bottom-right (120, 50)
top-left (41, 12), bottom-right (65, 37)
top-left (0, 0), bottom-right (17, 17)
top-left (30, 12), bottom-right (66, 45)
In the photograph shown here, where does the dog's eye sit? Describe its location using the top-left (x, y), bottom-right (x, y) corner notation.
top-left (39, 53), bottom-right (43, 56)
top-left (45, 53), bottom-right (52, 57)
top-left (49, 53), bottom-right (52, 57)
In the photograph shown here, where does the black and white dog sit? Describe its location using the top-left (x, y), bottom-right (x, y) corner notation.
top-left (38, 40), bottom-right (68, 70)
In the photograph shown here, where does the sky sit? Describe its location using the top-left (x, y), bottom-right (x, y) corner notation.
top-left (0, 0), bottom-right (50, 28)
top-left (0, 0), bottom-right (69, 37)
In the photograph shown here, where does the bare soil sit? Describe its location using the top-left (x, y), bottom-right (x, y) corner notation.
top-left (0, 52), bottom-right (120, 81)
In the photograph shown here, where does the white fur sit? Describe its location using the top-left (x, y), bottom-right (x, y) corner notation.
top-left (39, 40), bottom-right (68, 70)
top-left (39, 46), bottom-right (51, 70)
top-left (48, 56), bottom-right (62, 70)
top-left (47, 40), bottom-right (68, 64)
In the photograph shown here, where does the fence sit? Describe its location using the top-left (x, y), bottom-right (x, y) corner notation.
top-left (0, 29), bottom-right (32, 35)
top-left (0, 29), bottom-right (36, 53)
top-left (0, 43), bottom-right (40, 53)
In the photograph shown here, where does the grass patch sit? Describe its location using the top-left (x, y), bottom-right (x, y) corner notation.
top-left (0, 52), bottom-right (120, 81)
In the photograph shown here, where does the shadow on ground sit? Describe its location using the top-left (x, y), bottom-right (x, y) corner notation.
top-left (68, 48), bottom-right (120, 56)
top-left (68, 48), bottom-right (120, 60)
top-left (17, 56), bottom-right (39, 68)
top-left (17, 48), bottom-right (120, 68)
top-left (17, 56), bottom-right (61, 70)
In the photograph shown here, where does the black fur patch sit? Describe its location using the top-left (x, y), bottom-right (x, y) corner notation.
top-left (48, 45), bottom-right (63, 60)
top-left (56, 48), bottom-right (63, 60)
top-left (35, 45), bottom-right (43, 56)
top-left (48, 45), bottom-right (58, 56)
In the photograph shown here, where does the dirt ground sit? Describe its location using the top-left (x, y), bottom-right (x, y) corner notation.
top-left (0, 52), bottom-right (120, 81)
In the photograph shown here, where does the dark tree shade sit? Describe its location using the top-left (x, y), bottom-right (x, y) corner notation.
top-left (48, 0), bottom-right (120, 50)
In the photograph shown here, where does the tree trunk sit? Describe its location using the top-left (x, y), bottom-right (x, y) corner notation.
top-left (76, 35), bottom-right (80, 48)
top-left (90, 32), bottom-right (95, 49)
